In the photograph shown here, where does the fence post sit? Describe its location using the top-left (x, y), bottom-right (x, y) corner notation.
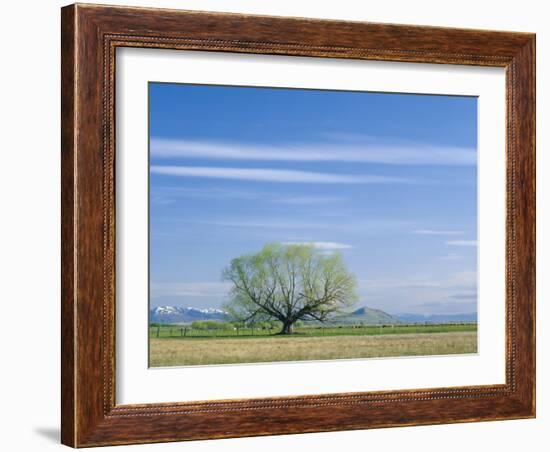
top-left (156, 325), bottom-right (160, 338)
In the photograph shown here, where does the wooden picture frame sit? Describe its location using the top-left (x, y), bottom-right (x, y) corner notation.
top-left (61, 3), bottom-right (535, 447)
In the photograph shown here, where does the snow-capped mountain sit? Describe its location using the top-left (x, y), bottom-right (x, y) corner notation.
top-left (150, 306), bottom-right (229, 323)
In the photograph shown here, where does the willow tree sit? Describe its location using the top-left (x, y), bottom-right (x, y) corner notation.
top-left (222, 243), bottom-right (357, 334)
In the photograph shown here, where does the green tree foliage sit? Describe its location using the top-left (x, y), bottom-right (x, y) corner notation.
top-left (223, 243), bottom-right (358, 334)
top-left (191, 320), bottom-right (227, 330)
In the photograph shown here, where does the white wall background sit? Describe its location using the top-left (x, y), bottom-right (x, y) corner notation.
top-left (0, 1), bottom-right (546, 450)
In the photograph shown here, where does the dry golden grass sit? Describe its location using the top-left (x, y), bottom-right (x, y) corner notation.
top-left (149, 331), bottom-right (477, 367)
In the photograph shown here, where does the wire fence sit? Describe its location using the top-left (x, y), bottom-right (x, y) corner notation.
top-left (149, 322), bottom-right (477, 339)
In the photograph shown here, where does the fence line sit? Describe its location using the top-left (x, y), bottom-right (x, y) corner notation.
top-left (149, 322), bottom-right (477, 339)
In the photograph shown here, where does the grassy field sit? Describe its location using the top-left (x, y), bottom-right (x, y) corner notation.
top-left (149, 324), bottom-right (477, 367)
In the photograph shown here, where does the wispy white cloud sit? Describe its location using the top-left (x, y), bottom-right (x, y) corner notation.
top-left (152, 186), bottom-right (260, 201)
top-left (150, 187), bottom-right (345, 206)
top-left (449, 292), bottom-right (478, 300)
top-left (320, 132), bottom-right (378, 143)
top-left (172, 218), bottom-right (411, 233)
top-left (359, 271), bottom-right (476, 292)
top-left (282, 241), bottom-right (353, 250)
top-left (356, 271), bottom-right (477, 315)
top-left (272, 196), bottom-right (344, 205)
top-left (410, 301), bottom-right (477, 315)
top-left (446, 240), bottom-right (477, 247)
top-left (192, 219), bottom-right (331, 230)
top-left (440, 253), bottom-right (462, 261)
top-left (151, 138), bottom-right (476, 166)
top-left (150, 196), bottom-right (176, 206)
top-left (150, 186), bottom-right (260, 205)
top-left (150, 165), bottom-right (413, 184)
top-left (150, 282), bottom-right (231, 298)
top-left (413, 229), bottom-right (464, 236)
top-left (448, 271), bottom-right (477, 287)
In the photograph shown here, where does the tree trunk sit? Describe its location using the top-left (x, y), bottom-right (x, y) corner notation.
top-left (279, 321), bottom-right (294, 334)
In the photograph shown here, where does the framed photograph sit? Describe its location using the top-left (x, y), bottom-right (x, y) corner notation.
top-left (61, 3), bottom-right (535, 447)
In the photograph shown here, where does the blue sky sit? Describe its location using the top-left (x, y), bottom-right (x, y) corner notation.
top-left (149, 83), bottom-right (477, 315)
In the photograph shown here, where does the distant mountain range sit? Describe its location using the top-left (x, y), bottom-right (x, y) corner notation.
top-left (395, 312), bottom-right (478, 323)
top-left (150, 306), bottom-right (228, 323)
top-left (335, 307), bottom-right (399, 325)
top-left (150, 305), bottom-right (477, 325)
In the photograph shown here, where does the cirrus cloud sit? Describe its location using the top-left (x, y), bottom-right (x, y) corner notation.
top-left (151, 138), bottom-right (476, 166)
top-left (282, 241), bottom-right (353, 250)
top-left (413, 229), bottom-right (464, 236)
top-left (446, 240), bottom-right (477, 247)
top-left (150, 165), bottom-right (414, 185)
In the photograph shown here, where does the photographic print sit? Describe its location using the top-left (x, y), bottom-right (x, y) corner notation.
top-left (148, 83), bottom-right (478, 367)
